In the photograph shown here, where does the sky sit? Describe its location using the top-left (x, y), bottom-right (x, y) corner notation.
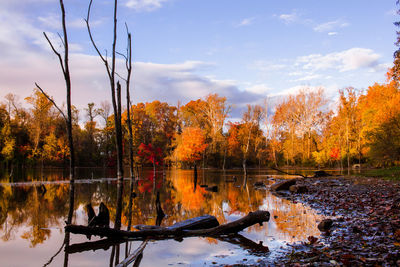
top-left (0, 0), bottom-right (397, 119)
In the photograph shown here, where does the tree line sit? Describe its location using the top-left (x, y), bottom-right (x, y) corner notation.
top-left (1, 72), bottom-right (400, 171)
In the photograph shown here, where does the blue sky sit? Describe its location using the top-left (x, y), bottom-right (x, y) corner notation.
top-left (0, 0), bottom-right (397, 119)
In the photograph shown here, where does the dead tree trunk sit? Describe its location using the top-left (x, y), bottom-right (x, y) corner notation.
top-left (65, 210), bottom-right (270, 240)
top-left (34, 1), bottom-right (76, 241)
top-left (35, 0), bottom-right (74, 182)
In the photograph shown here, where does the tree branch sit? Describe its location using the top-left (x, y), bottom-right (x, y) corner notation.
top-left (35, 83), bottom-right (68, 123)
top-left (43, 32), bottom-right (66, 75)
top-left (85, 0), bottom-right (112, 80)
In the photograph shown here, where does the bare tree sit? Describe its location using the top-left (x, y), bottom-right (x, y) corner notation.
top-left (117, 24), bottom-right (134, 182)
top-left (35, 0), bottom-right (75, 186)
top-left (34, 3), bottom-right (75, 265)
top-left (86, 0), bottom-right (124, 230)
top-left (98, 101), bottom-right (111, 126)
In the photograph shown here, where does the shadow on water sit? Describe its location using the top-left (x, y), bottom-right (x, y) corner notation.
top-left (0, 168), bottom-right (325, 266)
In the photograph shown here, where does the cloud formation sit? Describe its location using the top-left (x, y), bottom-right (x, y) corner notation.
top-left (124, 0), bottom-right (169, 12)
top-left (279, 12), bottom-right (298, 24)
top-left (0, 4), bottom-right (266, 120)
top-left (237, 17), bottom-right (255, 27)
top-left (296, 48), bottom-right (381, 72)
top-left (313, 19), bottom-right (349, 32)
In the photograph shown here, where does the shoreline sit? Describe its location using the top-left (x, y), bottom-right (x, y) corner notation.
top-left (268, 175), bottom-right (400, 266)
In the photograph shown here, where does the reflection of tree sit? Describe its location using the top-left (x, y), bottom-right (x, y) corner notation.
top-left (0, 183), bottom-right (69, 246)
top-left (0, 169), bottom-right (323, 255)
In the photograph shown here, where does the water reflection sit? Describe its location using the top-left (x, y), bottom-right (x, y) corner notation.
top-left (0, 168), bottom-right (323, 266)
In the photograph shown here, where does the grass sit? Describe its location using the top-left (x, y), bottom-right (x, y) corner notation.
top-left (359, 166), bottom-right (400, 180)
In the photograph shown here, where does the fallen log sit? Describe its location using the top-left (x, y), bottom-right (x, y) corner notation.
top-left (65, 210), bottom-right (270, 240)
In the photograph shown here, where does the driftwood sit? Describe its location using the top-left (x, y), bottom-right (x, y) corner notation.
top-left (65, 210), bottom-right (270, 240)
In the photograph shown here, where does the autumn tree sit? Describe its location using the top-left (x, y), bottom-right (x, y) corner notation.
top-left (226, 122), bottom-right (242, 167)
top-left (0, 116), bottom-right (15, 166)
top-left (368, 114), bottom-right (400, 165)
top-left (79, 102), bottom-right (101, 165)
top-left (271, 88), bottom-right (328, 165)
top-left (25, 89), bottom-right (56, 160)
top-left (335, 88), bottom-right (362, 172)
top-left (201, 94), bottom-right (230, 161)
top-left (272, 95), bottom-right (301, 165)
top-left (239, 104), bottom-right (264, 175)
top-left (175, 127), bottom-right (208, 167)
top-left (179, 94), bottom-right (230, 167)
top-left (358, 78), bottom-right (400, 165)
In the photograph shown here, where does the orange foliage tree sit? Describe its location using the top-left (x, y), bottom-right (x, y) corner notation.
top-left (175, 127), bottom-right (208, 165)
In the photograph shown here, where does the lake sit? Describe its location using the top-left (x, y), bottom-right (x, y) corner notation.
top-left (0, 167), bottom-right (325, 266)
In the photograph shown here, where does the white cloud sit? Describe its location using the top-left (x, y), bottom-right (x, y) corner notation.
top-left (272, 85), bottom-right (324, 97)
top-left (328, 32), bottom-right (338, 36)
top-left (288, 71), bottom-right (304, 76)
top-left (124, 0), bottom-right (169, 12)
top-left (38, 14), bottom-right (60, 30)
top-left (68, 18), bottom-right (104, 29)
top-left (296, 48), bottom-right (381, 72)
top-left (237, 17), bottom-right (255, 27)
top-left (279, 12), bottom-right (298, 24)
top-left (0, 9), bottom-right (48, 56)
top-left (276, 10), bottom-right (313, 26)
top-left (373, 62), bottom-right (392, 72)
top-left (245, 83), bottom-right (271, 94)
top-left (313, 19), bottom-right (349, 32)
top-left (386, 9), bottom-right (397, 16)
top-left (38, 13), bottom-right (100, 30)
top-left (293, 74), bottom-right (322, 82)
top-left (251, 60), bottom-right (286, 72)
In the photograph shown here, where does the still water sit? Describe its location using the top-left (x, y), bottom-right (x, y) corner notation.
top-left (0, 168), bottom-right (324, 266)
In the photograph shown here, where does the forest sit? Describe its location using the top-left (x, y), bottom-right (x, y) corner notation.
top-left (1, 70), bottom-right (400, 172)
